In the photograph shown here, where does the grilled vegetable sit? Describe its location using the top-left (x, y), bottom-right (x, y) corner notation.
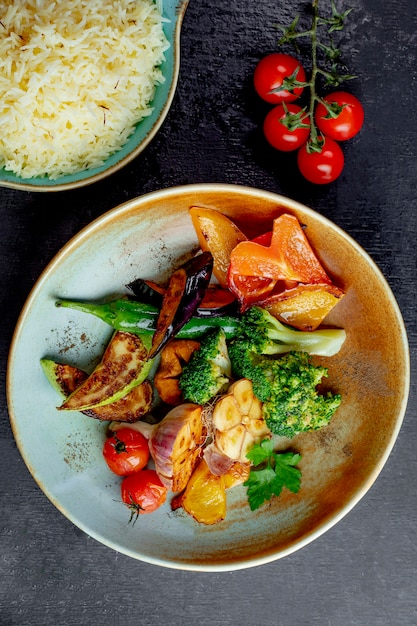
top-left (121, 470), bottom-right (168, 519)
top-left (56, 297), bottom-right (240, 339)
top-left (194, 285), bottom-right (238, 317)
top-left (127, 278), bottom-right (238, 318)
top-left (59, 331), bottom-right (154, 411)
top-left (189, 206), bottom-right (248, 288)
top-left (126, 278), bottom-right (165, 307)
top-left (212, 379), bottom-right (271, 462)
top-left (56, 298), bottom-right (159, 333)
top-left (103, 428), bottom-right (150, 475)
top-left (260, 282), bottom-right (345, 331)
top-left (55, 298), bottom-right (239, 340)
top-left (171, 459), bottom-right (227, 525)
top-left (153, 339), bottom-right (201, 405)
top-left (41, 358), bottom-right (153, 422)
top-left (41, 359), bottom-right (88, 396)
top-left (148, 252), bottom-right (213, 358)
top-left (149, 403), bottom-right (206, 492)
top-left (229, 213), bottom-right (332, 285)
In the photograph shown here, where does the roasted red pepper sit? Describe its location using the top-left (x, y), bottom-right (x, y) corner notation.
top-left (227, 213), bottom-right (332, 310)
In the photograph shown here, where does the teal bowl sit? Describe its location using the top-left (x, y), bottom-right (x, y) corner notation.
top-left (0, 0), bottom-right (189, 192)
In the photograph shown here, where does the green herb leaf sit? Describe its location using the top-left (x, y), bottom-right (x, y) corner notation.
top-left (246, 437), bottom-right (274, 465)
top-left (244, 440), bottom-right (302, 511)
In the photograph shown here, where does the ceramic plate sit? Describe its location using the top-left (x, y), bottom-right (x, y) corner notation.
top-left (0, 0), bottom-right (188, 192)
top-left (7, 184), bottom-right (410, 571)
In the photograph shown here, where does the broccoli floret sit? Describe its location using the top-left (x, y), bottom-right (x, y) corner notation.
top-left (261, 351), bottom-right (341, 437)
top-left (229, 337), bottom-right (341, 438)
top-left (235, 306), bottom-right (346, 357)
top-left (179, 328), bottom-right (231, 405)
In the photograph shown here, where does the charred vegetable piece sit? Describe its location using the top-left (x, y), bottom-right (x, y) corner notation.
top-left (189, 206), bottom-right (248, 288)
top-left (259, 283), bottom-right (345, 331)
top-left (195, 285), bottom-right (239, 318)
top-left (127, 279), bottom-right (238, 318)
top-left (41, 359), bottom-right (88, 396)
top-left (56, 296), bottom-right (240, 340)
top-left (59, 331), bottom-right (154, 411)
top-left (125, 278), bottom-right (164, 308)
top-left (149, 403), bottom-right (206, 492)
top-left (222, 461), bottom-right (251, 489)
top-left (153, 339), bottom-right (201, 405)
top-left (148, 252), bottom-right (213, 359)
top-left (82, 382), bottom-right (153, 422)
top-left (40, 359), bottom-right (153, 422)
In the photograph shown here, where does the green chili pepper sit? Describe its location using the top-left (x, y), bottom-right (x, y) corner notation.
top-left (55, 298), bottom-right (240, 340)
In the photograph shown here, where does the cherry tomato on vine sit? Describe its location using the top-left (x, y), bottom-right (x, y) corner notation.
top-left (254, 53), bottom-right (306, 104)
top-left (297, 136), bottom-right (344, 184)
top-left (263, 104), bottom-right (310, 151)
top-left (315, 92), bottom-right (364, 141)
top-left (103, 428), bottom-right (150, 476)
top-left (121, 469), bottom-right (168, 520)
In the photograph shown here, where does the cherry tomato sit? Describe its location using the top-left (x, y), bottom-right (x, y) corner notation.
top-left (263, 104), bottom-right (310, 151)
top-left (315, 92), bottom-right (364, 141)
top-left (254, 53), bottom-right (306, 104)
top-left (121, 469), bottom-right (167, 519)
top-left (297, 136), bottom-right (344, 184)
top-left (103, 428), bottom-right (150, 476)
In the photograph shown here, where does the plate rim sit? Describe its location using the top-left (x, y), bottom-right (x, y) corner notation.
top-left (6, 183), bottom-right (411, 571)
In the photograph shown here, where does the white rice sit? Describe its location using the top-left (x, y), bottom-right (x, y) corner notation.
top-left (0, 0), bottom-right (169, 179)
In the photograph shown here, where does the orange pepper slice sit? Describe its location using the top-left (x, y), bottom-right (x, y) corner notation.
top-left (228, 213), bottom-right (332, 284)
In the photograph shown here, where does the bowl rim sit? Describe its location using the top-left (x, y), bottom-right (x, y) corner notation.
top-left (0, 0), bottom-right (189, 193)
top-left (6, 183), bottom-right (411, 570)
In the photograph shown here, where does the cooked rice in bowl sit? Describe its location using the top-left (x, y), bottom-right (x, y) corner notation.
top-left (0, 0), bottom-right (169, 179)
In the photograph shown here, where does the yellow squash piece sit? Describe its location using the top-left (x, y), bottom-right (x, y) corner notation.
top-left (223, 461), bottom-right (250, 489)
top-left (189, 206), bottom-right (247, 288)
top-left (180, 459), bottom-right (227, 525)
top-left (261, 283), bottom-right (345, 331)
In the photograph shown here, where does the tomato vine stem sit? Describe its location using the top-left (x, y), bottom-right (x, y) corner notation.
top-left (277, 0), bottom-right (356, 152)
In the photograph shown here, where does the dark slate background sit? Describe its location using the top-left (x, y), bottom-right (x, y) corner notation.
top-left (1, 0), bottom-right (416, 624)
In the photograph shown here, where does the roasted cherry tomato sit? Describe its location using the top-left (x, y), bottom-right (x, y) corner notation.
top-left (254, 53), bottom-right (306, 104)
top-left (315, 92), bottom-right (364, 141)
top-left (121, 469), bottom-right (168, 519)
top-left (297, 136), bottom-right (344, 184)
top-left (103, 428), bottom-right (150, 476)
top-left (263, 104), bottom-right (310, 151)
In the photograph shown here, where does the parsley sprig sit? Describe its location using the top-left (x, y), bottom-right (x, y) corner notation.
top-left (244, 439), bottom-right (302, 511)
